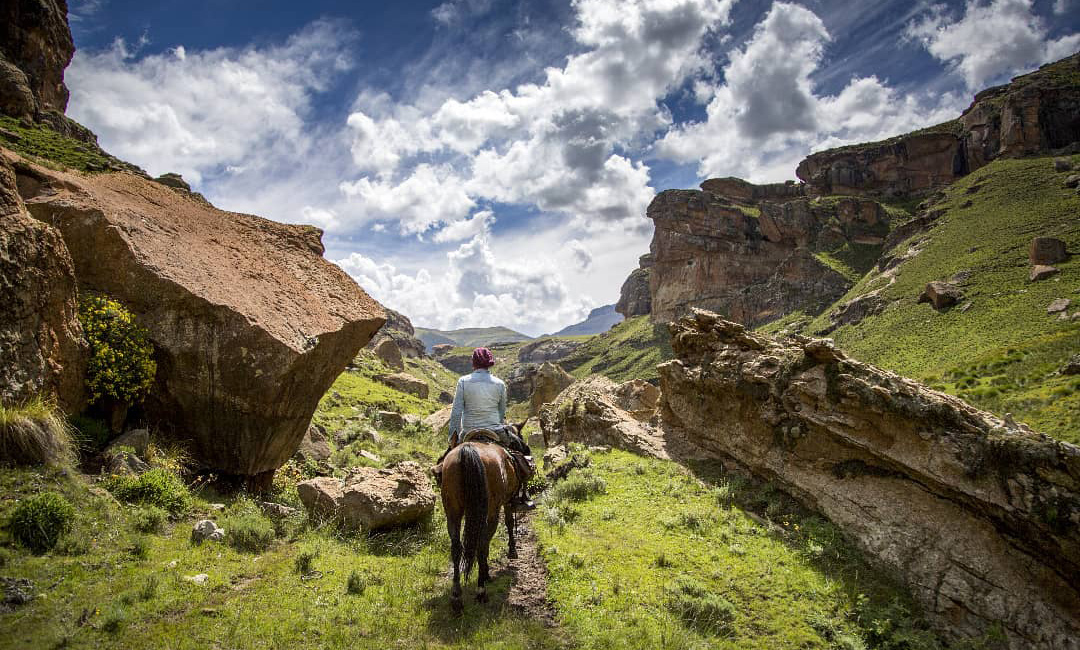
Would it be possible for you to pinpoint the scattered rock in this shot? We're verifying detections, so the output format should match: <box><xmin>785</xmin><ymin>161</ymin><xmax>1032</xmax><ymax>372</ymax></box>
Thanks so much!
<box><xmin>1063</xmin><ymin>355</ymin><xmax>1080</xmax><ymax>376</ymax></box>
<box><xmin>1030</xmin><ymin>265</ymin><xmax>1060</xmax><ymax>282</ymax></box>
<box><xmin>438</xmin><ymin>390</ymin><xmax>453</xmax><ymax>404</ymax></box>
<box><xmin>917</xmin><ymin>281</ymin><xmax>964</xmax><ymax>311</ymax></box>
<box><xmin>257</xmin><ymin>501</ymin><xmax>297</xmax><ymax>518</ymax></box>
<box><xmin>208</xmin><ymin>503</ymin><xmax>226</xmax><ymax>512</ymax></box>
<box><xmin>529</xmin><ymin>362</ymin><xmax>575</xmax><ymax>417</ymax></box>
<box><xmin>108</xmin><ymin>429</ymin><xmax>150</xmax><ymax>456</ymax></box>
<box><xmin>517</xmin><ymin>338</ymin><xmax>583</xmax><ymax>363</ymax></box>
<box><xmin>0</xmin><ymin>577</ymin><xmax>33</xmax><ymax>614</ymax></box>
<box><xmin>377</xmin><ymin>372</ymin><xmax>429</xmax><ymax>399</ymax></box>
<box><xmin>377</xmin><ymin>411</ymin><xmax>407</xmax><ymax>430</ymax></box>
<box><xmin>431</xmin><ymin>344</ymin><xmax>454</xmax><ymax>357</ymax></box>
<box><xmin>545</xmin><ymin>452</ymin><xmax>591</xmax><ymax>483</ymax></box>
<box><xmin>423</xmin><ymin>407</ymin><xmax>453</xmax><ymax>437</ymax></box>
<box><xmin>153</xmin><ymin>173</ymin><xmax>191</xmax><ymax>192</ymax></box>
<box><xmin>1054</xmin><ymin>158</ymin><xmax>1073</xmax><ymax>172</ymax></box>
<box><xmin>1063</xmin><ymin>174</ymin><xmax>1080</xmax><ymax>188</ymax></box>
<box><xmin>1030</xmin><ymin>237</ymin><xmax>1068</xmax><ymax>265</ymax></box>
<box><xmin>104</xmin><ymin>447</ymin><xmax>150</xmax><ymax>476</ymax></box>
<box><xmin>298</xmin><ymin>462</ymin><xmax>435</xmax><ymax>530</ymax></box>
<box><xmin>828</xmin><ymin>292</ymin><xmax>886</xmax><ymax>329</ymax></box>
<box><xmin>191</xmin><ymin>520</ymin><xmax>224</xmax><ymax>543</ymax></box>
<box><xmin>294</xmin><ymin>425</ymin><xmax>331</xmax><ymax>464</ymax></box>
<box><xmin>1048</xmin><ymin>298</ymin><xmax>1071</xmax><ymax>314</ymax></box>
<box><xmin>958</xmin><ymin>301</ymin><xmax>974</xmax><ymax>313</ymax></box>
<box><xmin>542</xmin><ymin>445</ymin><xmax>568</xmax><ymax>468</ymax></box>
<box><xmin>373</xmin><ymin>338</ymin><xmax>405</xmax><ymax>370</ymax></box>
<box><xmin>359</xmin><ymin>449</ymin><xmax>380</xmax><ymax>463</ymax></box>
<box><xmin>184</xmin><ymin>574</ymin><xmax>209</xmax><ymax>585</ymax></box>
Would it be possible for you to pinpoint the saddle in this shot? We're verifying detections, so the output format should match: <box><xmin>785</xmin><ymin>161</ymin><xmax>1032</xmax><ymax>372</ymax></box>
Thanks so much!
<box><xmin>432</xmin><ymin>426</ymin><xmax>534</xmax><ymax>487</ymax></box>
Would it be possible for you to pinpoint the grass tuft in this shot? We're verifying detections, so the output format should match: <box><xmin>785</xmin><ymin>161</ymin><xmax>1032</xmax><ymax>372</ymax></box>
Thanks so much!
<box><xmin>105</xmin><ymin>467</ymin><xmax>192</xmax><ymax>515</ymax></box>
<box><xmin>8</xmin><ymin>491</ymin><xmax>75</xmax><ymax>553</ymax></box>
<box><xmin>0</xmin><ymin>396</ymin><xmax>75</xmax><ymax>467</ymax></box>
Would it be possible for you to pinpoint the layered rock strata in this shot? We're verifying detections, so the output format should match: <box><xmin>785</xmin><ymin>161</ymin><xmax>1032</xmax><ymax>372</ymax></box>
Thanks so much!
<box><xmin>0</xmin><ymin>154</ymin><xmax>84</xmax><ymax>410</ymax></box>
<box><xmin>657</xmin><ymin>310</ymin><xmax>1080</xmax><ymax>648</ymax></box>
<box><xmin>11</xmin><ymin>151</ymin><xmax>385</xmax><ymax>483</ymax></box>
<box><xmin>647</xmin><ymin>187</ymin><xmax>888</xmax><ymax>325</ymax></box>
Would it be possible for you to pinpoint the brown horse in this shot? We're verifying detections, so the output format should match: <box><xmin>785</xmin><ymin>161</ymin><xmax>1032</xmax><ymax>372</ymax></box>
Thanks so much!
<box><xmin>439</xmin><ymin>424</ymin><xmax>527</xmax><ymax>615</ymax></box>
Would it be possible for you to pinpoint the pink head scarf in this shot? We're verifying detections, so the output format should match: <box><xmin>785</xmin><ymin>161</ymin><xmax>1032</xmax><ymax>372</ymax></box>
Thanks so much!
<box><xmin>471</xmin><ymin>347</ymin><xmax>495</xmax><ymax>369</ymax></box>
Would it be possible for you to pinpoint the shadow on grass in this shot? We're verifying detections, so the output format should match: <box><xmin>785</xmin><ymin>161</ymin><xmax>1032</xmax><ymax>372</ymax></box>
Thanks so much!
<box><xmin>422</xmin><ymin>564</ymin><xmax>520</xmax><ymax>643</ymax></box>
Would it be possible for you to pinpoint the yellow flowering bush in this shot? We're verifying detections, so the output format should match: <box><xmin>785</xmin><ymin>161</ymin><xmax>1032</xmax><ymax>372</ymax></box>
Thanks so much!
<box><xmin>78</xmin><ymin>295</ymin><xmax>157</xmax><ymax>405</ymax></box>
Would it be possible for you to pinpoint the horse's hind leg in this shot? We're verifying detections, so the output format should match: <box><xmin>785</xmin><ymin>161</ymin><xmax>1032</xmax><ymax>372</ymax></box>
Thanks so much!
<box><xmin>505</xmin><ymin>504</ymin><xmax>517</xmax><ymax>560</ymax></box>
<box><xmin>475</xmin><ymin>517</ymin><xmax>499</xmax><ymax>604</ymax></box>
<box><xmin>447</xmin><ymin>512</ymin><xmax>463</xmax><ymax>616</ymax></box>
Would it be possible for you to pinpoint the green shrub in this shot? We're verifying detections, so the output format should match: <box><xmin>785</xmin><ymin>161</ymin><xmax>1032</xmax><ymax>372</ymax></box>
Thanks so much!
<box><xmin>131</xmin><ymin>505</ymin><xmax>167</xmax><ymax>533</ymax></box>
<box><xmin>551</xmin><ymin>472</ymin><xmax>607</xmax><ymax>502</ymax></box>
<box><xmin>78</xmin><ymin>295</ymin><xmax>156</xmax><ymax>406</ymax></box>
<box><xmin>346</xmin><ymin>569</ymin><xmax>366</xmax><ymax>595</ymax></box>
<box><xmin>295</xmin><ymin>549</ymin><xmax>318</xmax><ymax>575</ymax></box>
<box><xmin>0</xmin><ymin>396</ymin><xmax>75</xmax><ymax>467</ymax></box>
<box><xmin>224</xmin><ymin>511</ymin><xmax>275</xmax><ymax>553</ymax></box>
<box><xmin>138</xmin><ymin>575</ymin><xmax>159</xmax><ymax>601</ymax></box>
<box><xmin>9</xmin><ymin>491</ymin><xmax>75</xmax><ymax>553</ymax></box>
<box><xmin>665</xmin><ymin>578</ymin><xmax>736</xmax><ymax>634</ymax></box>
<box><xmin>130</xmin><ymin>536</ymin><xmax>150</xmax><ymax>560</ymax></box>
<box><xmin>105</xmin><ymin>468</ymin><xmax>191</xmax><ymax>515</ymax></box>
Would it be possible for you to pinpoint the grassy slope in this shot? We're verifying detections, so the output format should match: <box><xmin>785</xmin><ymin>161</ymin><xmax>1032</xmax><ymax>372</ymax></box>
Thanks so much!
<box><xmin>802</xmin><ymin>155</ymin><xmax>1080</xmax><ymax>442</ymax></box>
<box><xmin>0</xmin><ymin>116</ymin><xmax>121</xmax><ymax>173</ymax></box>
<box><xmin>534</xmin><ymin>448</ymin><xmax>981</xmax><ymax>650</ymax></box>
<box><xmin>558</xmin><ymin>316</ymin><xmax>674</xmax><ymax>383</ymax></box>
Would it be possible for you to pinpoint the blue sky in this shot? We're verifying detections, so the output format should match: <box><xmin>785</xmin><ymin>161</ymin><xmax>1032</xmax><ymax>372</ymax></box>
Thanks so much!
<box><xmin>65</xmin><ymin>0</ymin><xmax>1080</xmax><ymax>335</ymax></box>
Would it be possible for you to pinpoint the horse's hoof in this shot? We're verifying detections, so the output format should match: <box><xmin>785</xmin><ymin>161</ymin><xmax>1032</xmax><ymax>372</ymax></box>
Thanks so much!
<box><xmin>476</xmin><ymin>591</ymin><xmax>488</xmax><ymax>604</ymax></box>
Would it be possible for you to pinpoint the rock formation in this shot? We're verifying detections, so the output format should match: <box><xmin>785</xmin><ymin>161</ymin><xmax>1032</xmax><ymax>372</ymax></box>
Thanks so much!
<box><xmin>517</xmin><ymin>338</ymin><xmax>583</xmax><ymax>364</ymax></box>
<box><xmin>9</xmin><ymin>151</ymin><xmax>385</xmax><ymax>485</ymax></box>
<box><xmin>377</xmin><ymin>372</ymin><xmax>429</xmax><ymax>399</ymax></box>
<box><xmin>656</xmin><ymin>310</ymin><xmax>1080</xmax><ymax>648</ymax></box>
<box><xmin>646</xmin><ymin>185</ymin><xmax>888</xmax><ymax>325</ymax></box>
<box><xmin>365</xmin><ymin>307</ymin><xmax>426</xmax><ymax>359</ymax></box>
<box><xmin>615</xmin><ymin>254</ymin><xmax>652</xmax><ymax>318</ymax></box>
<box><xmin>797</xmin><ymin>53</ymin><xmax>1080</xmax><ymax>198</ymax></box>
<box><xmin>373</xmin><ymin>338</ymin><xmax>405</xmax><ymax>370</ymax></box>
<box><xmin>0</xmin><ymin>154</ymin><xmax>84</xmax><ymax>411</ymax></box>
<box><xmin>297</xmin><ymin>462</ymin><xmax>435</xmax><ymax>530</ymax></box>
<box><xmin>528</xmin><ymin>362</ymin><xmax>574</xmax><ymax>417</ymax></box>
<box><xmin>0</xmin><ymin>0</ymin><xmax>73</xmax><ymax>119</ymax></box>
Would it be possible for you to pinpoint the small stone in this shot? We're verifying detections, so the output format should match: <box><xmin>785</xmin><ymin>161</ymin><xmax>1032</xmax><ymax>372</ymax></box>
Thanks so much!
<box><xmin>918</xmin><ymin>281</ymin><xmax>964</xmax><ymax>311</ymax></box>
<box><xmin>191</xmin><ymin>520</ymin><xmax>224</xmax><ymax>544</ymax></box>
<box><xmin>359</xmin><ymin>449</ymin><xmax>380</xmax><ymax>462</ymax></box>
<box><xmin>184</xmin><ymin>574</ymin><xmax>209</xmax><ymax>585</ymax></box>
<box><xmin>1059</xmin><ymin>311</ymin><xmax>1070</xmax><ymax>321</ymax></box>
<box><xmin>958</xmin><ymin>301</ymin><xmax>974</xmax><ymax>313</ymax></box>
<box><xmin>1030</xmin><ymin>265</ymin><xmax>1059</xmax><ymax>282</ymax></box>
<box><xmin>1047</xmin><ymin>298</ymin><xmax>1071</xmax><ymax>314</ymax></box>
<box><xmin>258</xmin><ymin>501</ymin><xmax>297</xmax><ymax>518</ymax></box>
<box><xmin>1064</xmin><ymin>174</ymin><xmax>1080</xmax><ymax>188</ymax></box>
<box><xmin>1063</xmin><ymin>355</ymin><xmax>1080</xmax><ymax>376</ymax></box>
<box><xmin>208</xmin><ymin>503</ymin><xmax>226</xmax><ymax>511</ymax></box>
<box><xmin>1053</xmin><ymin>158</ymin><xmax>1073</xmax><ymax>172</ymax></box>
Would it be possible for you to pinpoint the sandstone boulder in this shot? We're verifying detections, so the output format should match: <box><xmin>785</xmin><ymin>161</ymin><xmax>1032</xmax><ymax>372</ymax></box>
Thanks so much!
<box><xmin>365</xmin><ymin>307</ymin><xmax>426</xmax><ymax>359</ymax></box>
<box><xmin>377</xmin><ymin>372</ymin><xmax>428</xmax><ymax>399</ymax></box>
<box><xmin>506</xmin><ymin>363</ymin><xmax>538</xmax><ymax>402</ymax></box>
<box><xmin>615</xmin><ymin>267</ymin><xmax>651</xmax><ymax>318</ymax></box>
<box><xmin>1029</xmin><ymin>237</ymin><xmax>1068</xmax><ymax>265</ymax></box>
<box><xmin>517</xmin><ymin>338</ymin><xmax>582</xmax><ymax>364</ymax></box>
<box><xmin>1048</xmin><ymin>298</ymin><xmax>1071</xmax><ymax>314</ymax></box>
<box><xmin>377</xmin><ymin>411</ymin><xmax>407</xmax><ymax>430</ymax></box>
<box><xmin>423</xmin><ymin>406</ymin><xmax>453</xmax><ymax>437</ymax></box>
<box><xmin>294</xmin><ymin>425</ymin><xmax>330</xmax><ymax>464</ymax></box>
<box><xmin>917</xmin><ymin>281</ymin><xmax>964</xmax><ymax>311</ymax></box>
<box><xmin>12</xmin><ymin>153</ymin><xmax>384</xmax><ymax>485</ymax></box>
<box><xmin>1029</xmin><ymin>265</ymin><xmax>1060</xmax><ymax>282</ymax></box>
<box><xmin>610</xmin><ymin>379</ymin><xmax>660</xmax><ymax>421</ymax></box>
<box><xmin>0</xmin><ymin>154</ymin><xmax>84</xmax><ymax>411</ymax></box>
<box><xmin>373</xmin><ymin>339</ymin><xmax>404</xmax><ymax>370</ymax></box>
<box><xmin>658</xmin><ymin>309</ymin><xmax>1080</xmax><ymax>647</ymax></box>
<box><xmin>528</xmin><ymin>362</ymin><xmax>575</xmax><ymax>417</ymax></box>
<box><xmin>298</xmin><ymin>462</ymin><xmax>435</xmax><ymax>530</ymax></box>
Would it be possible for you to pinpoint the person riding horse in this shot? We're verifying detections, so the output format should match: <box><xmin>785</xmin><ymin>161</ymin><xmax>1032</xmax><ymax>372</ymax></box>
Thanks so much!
<box><xmin>438</xmin><ymin>347</ymin><xmax>535</xmax><ymax>511</ymax></box>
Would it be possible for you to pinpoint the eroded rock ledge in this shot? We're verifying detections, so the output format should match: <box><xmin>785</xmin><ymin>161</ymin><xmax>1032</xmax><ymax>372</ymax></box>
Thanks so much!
<box><xmin>660</xmin><ymin>310</ymin><xmax>1080</xmax><ymax>648</ymax></box>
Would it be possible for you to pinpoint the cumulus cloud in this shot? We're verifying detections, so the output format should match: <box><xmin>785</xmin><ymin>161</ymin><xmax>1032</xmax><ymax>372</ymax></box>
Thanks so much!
<box><xmin>335</xmin><ymin>233</ymin><xmax>594</xmax><ymax>335</ymax></box>
<box><xmin>67</xmin><ymin>19</ymin><xmax>355</xmax><ymax>184</ymax></box>
<box><xmin>906</xmin><ymin>0</ymin><xmax>1080</xmax><ymax>89</ymax></box>
<box><xmin>656</xmin><ymin>2</ymin><xmax>963</xmax><ymax>182</ymax></box>
<box><xmin>339</xmin><ymin>164</ymin><xmax>475</xmax><ymax>236</ymax></box>
<box><xmin>432</xmin><ymin>209</ymin><xmax>495</xmax><ymax>243</ymax></box>
<box><xmin>568</xmin><ymin>240</ymin><xmax>593</xmax><ymax>271</ymax></box>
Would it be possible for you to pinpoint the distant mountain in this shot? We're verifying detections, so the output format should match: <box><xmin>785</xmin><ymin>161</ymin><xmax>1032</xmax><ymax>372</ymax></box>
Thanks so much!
<box><xmin>551</xmin><ymin>304</ymin><xmax>623</xmax><ymax>336</ymax></box>
<box><xmin>415</xmin><ymin>326</ymin><xmax>533</xmax><ymax>352</ymax></box>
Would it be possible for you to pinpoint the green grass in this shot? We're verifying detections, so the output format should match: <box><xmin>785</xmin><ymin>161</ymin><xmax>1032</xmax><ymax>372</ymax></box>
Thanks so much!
<box><xmin>0</xmin><ymin>115</ymin><xmax>118</xmax><ymax>173</ymax></box>
<box><xmin>559</xmin><ymin>316</ymin><xmax>673</xmax><ymax>383</ymax></box>
<box><xmin>800</xmin><ymin>155</ymin><xmax>1080</xmax><ymax>443</ymax></box>
<box><xmin>534</xmin><ymin>448</ymin><xmax>986</xmax><ymax>650</ymax></box>
<box><xmin>0</xmin><ymin>395</ymin><xmax>75</xmax><ymax>467</ymax></box>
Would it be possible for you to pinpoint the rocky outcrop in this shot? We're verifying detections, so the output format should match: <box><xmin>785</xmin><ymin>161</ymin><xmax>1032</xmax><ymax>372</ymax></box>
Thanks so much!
<box><xmin>365</xmin><ymin>308</ymin><xmax>425</xmax><ymax>359</ymax></box>
<box><xmin>373</xmin><ymin>338</ymin><xmax>404</xmax><ymax>370</ymax></box>
<box><xmin>1030</xmin><ymin>237</ymin><xmax>1068</xmax><ymax>265</ymax></box>
<box><xmin>797</xmin><ymin>53</ymin><xmax>1080</xmax><ymax>198</ymax></box>
<box><xmin>610</xmin><ymin>378</ymin><xmax>660</xmax><ymax>422</ymax></box>
<box><xmin>377</xmin><ymin>372</ymin><xmax>429</xmax><ymax>399</ymax></box>
<box><xmin>647</xmin><ymin>188</ymin><xmax>888</xmax><ymax>325</ymax></box>
<box><xmin>528</xmin><ymin>362</ymin><xmax>574</xmax><ymax>417</ymax></box>
<box><xmin>918</xmin><ymin>281</ymin><xmax>964</xmax><ymax>311</ymax></box>
<box><xmin>294</xmin><ymin>426</ymin><xmax>331</xmax><ymax>464</ymax></box>
<box><xmin>615</xmin><ymin>257</ymin><xmax>651</xmax><ymax>318</ymax></box>
<box><xmin>699</xmin><ymin>177</ymin><xmax>806</xmax><ymax>203</ymax></box>
<box><xmin>297</xmin><ymin>462</ymin><xmax>435</xmax><ymax>530</ymax></box>
<box><xmin>0</xmin><ymin>0</ymin><xmax>73</xmax><ymax>119</ymax></box>
<box><xmin>657</xmin><ymin>310</ymin><xmax>1080</xmax><ymax>648</ymax></box>
<box><xmin>0</xmin><ymin>154</ymin><xmax>84</xmax><ymax>411</ymax></box>
<box><xmin>10</xmin><ymin>152</ymin><xmax>385</xmax><ymax>485</ymax></box>
<box><xmin>517</xmin><ymin>338</ymin><xmax>583</xmax><ymax>364</ymax></box>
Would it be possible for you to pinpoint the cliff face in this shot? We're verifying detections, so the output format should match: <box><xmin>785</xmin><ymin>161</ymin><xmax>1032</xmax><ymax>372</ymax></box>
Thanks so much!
<box><xmin>797</xmin><ymin>53</ymin><xmax>1080</xmax><ymax>198</ymax></box>
<box><xmin>10</xmin><ymin>150</ymin><xmax>385</xmax><ymax>483</ymax></box>
<box><xmin>0</xmin><ymin>0</ymin><xmax>72</xmax><ymax>119</ymax></box>
<box><xmin>658</xmin><ymin>311</ymin><xmax>1080</xmax><ymax>649</ymax></box>
<box><xmin>646</xmin><ymin>185</ymin><xmax>888</xmax><ymax>325</ymax></box>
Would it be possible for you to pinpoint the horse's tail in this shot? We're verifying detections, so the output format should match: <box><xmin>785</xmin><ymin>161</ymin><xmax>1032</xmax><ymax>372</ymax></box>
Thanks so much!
<box><xmin>458</xmin><ymin>443</ymin><xmax>488</xmax><ymax>581</ymax></box>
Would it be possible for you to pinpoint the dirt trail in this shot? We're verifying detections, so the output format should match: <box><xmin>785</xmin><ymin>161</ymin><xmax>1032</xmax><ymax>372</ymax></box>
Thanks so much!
<box><xmin>492</xmin><ymin>513</ymin><xmax>559</xmax><ymax>628</ymax></box>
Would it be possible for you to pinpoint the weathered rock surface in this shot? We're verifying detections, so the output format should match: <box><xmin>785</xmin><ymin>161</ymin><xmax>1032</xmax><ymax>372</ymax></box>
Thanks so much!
<box><xmin>0</xmin><ymin>0</ymin><xmax>73</xmax><ymax>118</ymax></box>
<box><xmin>615</xmin><ymin>265</ymin><xmax>651</xmax><ymax>318</ymax></box>
<box><xmin>0</xmin><ymin>154</ymin><xmax>84</xmax><ymax>410</ymax></box>
<box><xmin>826</xmin><ymin>291</ymin><xmax>887</xmax><ymax>331</ymax></box>
<box><xmin>657</xmin><ymin>310</ymin><xmax>1080</xmax><ymax>648</ymax></box>
<box><xmin>528</xmin><ymin>362</ymin><xmax>575</xmax><ymax>417</ymax></box>
<box><xmin>918</xmin><ymin>281</ymin><xmax>965</xmax><ymax>311</ymax></box>
<box><xmin>11</xmin><ymin>152</ymin><xmax>385</xmax><ymax>483</ymax></box>
<box><xmin>365</xmin><ymin>307</ymin><xmax>425</xmax><ymax>359</ymax></box>
<box><xmin>1030</xmin><ymin>264</ymin><xmax>1060</xmax><ymax>282</ymax></box>
<box><xmin>610</xmin><ymin>378</ymin><xmax>660</xmax><ymax>422</ymax></box>
<box><xmin>294</xmin><ymin>425</ymin><xmax>331</xmax><ymax>464</ymax></box>
<box><xmin>377</xmin><ymin>372</ymin><xmax>428</xmax><ymax>399</ymax></box>
<box><xmin>1048</xmin><ymin>298</ymin><xmax>1071</xmax><ymax>314</ymax></box>
<box><xmin>517</xmin><ymin>338</ymin><xmax>583</xmax><ymax>364</ymax></box>
<box><xmin>647</xmin><ymin>188</ymin><xmax>887</xmax><ymax>325</ymax></box>
<box><xmin>423</xmin><ymin>406</ymin><xmax>453</xmax><ymax>438</ymax></box>
<box><xmin>797</xmin><ymin>53</ymin><xmax>1080</xmax><ymax>198</ymax></box>
<box><xmin>372</xmin><ymin>338</ymin><xmax>404</xmax><ymax>370</ymax></box>
<box><xmin>297</xmin><ymin>462</ymin><xmax>435</xmax><ymax>530</ymax></box>
<box><xmin>1030</xmin><ymin>237</ymin><xmax>1068</xmax><ymax>265</ymax></box>
<box><xmin>191</xmin><ymin>520</ymin><xmax>224</xmax><ymax>544</ymax></box>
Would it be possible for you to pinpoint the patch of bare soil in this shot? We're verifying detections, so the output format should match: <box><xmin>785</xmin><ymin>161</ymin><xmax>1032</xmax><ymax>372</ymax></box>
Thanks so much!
<box><xmin>493</xmin><ymin>513</ymin><xmax>559</xmax><ymax>628</ymax></box>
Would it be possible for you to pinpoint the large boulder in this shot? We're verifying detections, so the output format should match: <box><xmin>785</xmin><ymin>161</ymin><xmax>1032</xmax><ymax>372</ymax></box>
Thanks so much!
<box><xmin>517</xmin><ymin>338</ymin><xmax>583</xmax><ymax>364</ymax></box>
<box><xmin>528</xmin><ymin>362</ymin><xmax>575</xmax><ymax>417</ymax></box>
<box><xmin>917</xmin><ymin>281</ymin><xmax>964</xmax><ymax>311</ymax></box>
<box><xmin>12</xmin><ymin>153</ymin><xmax>385</xmax><ymax>485</ymax></box>
<box><xmin>658</xmin><ymin>310</ymin><xmax>1080</xmax><ymax>647</ymax></box>
<box><xmin>1029</xmin><ymin>237</ymin><xmax>1068</xmax><ymax>265</ymax></box>
<box><xmin>294</xmin><ymin>425</ymin><xmax>330</xmax><ymax>464</ymax></box>
<box><xmin>373</xmin><ymin>338</ymin><xmax>404</xmax><ymax>370</ymax></box>
<box><xmin>610</xmin><ymin>379</ymin><xmax>660</xmax><ymax>421</ymax></box>
<box><xmin>0</xmin><ymin>154</ymin><xmax>84</xmax><ymax>410</ymax></box>
<box><xmin>423</xmin><ymin>406</ymin><xmax>453</xmax><ymax>438</ymax></box>
<box><xmin>297</xmin><ymin>462</ymin><xmax>435</xmax><ymax>530</ymax></box>
<box><xmin>365</xmin><ymin>307</ymin><xmax>426</xmax><ymax>359</ymax></box>
<box><xmin>0</xmin><ymin>0</ymin><xmax>73</xmax><ymax>119</ymax></box>
<box><xmin>615</xmin><ymin>266</ymin><xmax>651</xmax><ymax>318</ymax></box>
<box><xmin>377</xmin><ymin>372</ymin><xmax>428</xmax><ymax>399</ymax></box>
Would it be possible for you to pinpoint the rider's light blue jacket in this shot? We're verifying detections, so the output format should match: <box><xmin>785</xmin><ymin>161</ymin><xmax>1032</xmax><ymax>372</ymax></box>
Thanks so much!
<box><xmin>447</xmin><ymin>369</ymin><xmax>507</xmax><ymax>444</ymax></box>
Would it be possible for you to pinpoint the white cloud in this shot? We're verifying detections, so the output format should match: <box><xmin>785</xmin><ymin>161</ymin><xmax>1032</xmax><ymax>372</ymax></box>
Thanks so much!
<box><xmin>66</xmin><ymin>19</ymin><xmax>355</xmax><ymax>184</ymax></box>
<box><xmin>656</xmin><ymin>2</ymin><xmax>963</xmax><ymax>182</ymax></box>
<box><xmin>1054</xmin><ymin>0</ymin><xmax>1070</xmax><ymax>15</ymax></box>
<box><xmin>906</xmin><ymin>0</ymin><xmax>1080</xmax><ymax>89</ymax></box>
<box><xmin>432</xmin><ymin>209</ymin><xmax>495</xmax><ymax>243</ymax></box>
<box><xmin>338</xmin><ymin>164</ymin><xmax>475</xmax><ymax>236</ymax></box>
<box><xmin>568</xmin><ymin>240</ymin><xmax>593</xmax><ymax>270</ymax></box>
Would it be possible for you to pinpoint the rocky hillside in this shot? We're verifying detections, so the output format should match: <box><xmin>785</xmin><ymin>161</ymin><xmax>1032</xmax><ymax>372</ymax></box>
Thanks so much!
<box><xmin>415</xmin><ymin>325</ymin><xmax>532</xmax><ymax>352</ymax></box>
